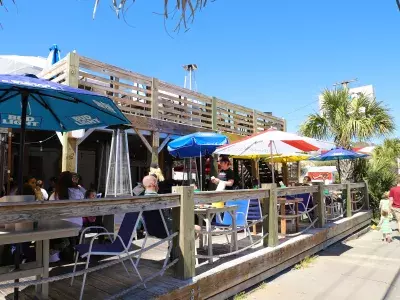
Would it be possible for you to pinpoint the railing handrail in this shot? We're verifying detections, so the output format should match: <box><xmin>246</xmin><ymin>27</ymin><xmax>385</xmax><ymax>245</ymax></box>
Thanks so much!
<box><xmin>194</xmin><ymin>189</ymin><xmax>269</xmax><ymax>204</ymax></box>
<box><xmin>0</xmin><ymin>181</ymin><xmax>369</xmax><ymax>281</ymax></box>
<box><xmin>0</xmin><ymin>194</ymin><xmax>180</xmax><ymax>224</ymax></box>
<box><xmin>37</xmin><ymin>52</ymin><xmax>285</xmax><ymax>134</ymax></box>
<box><xmin>0</xmin><ymin>183</ymin><xmax>365</xmax><ymax>225</ymax></box>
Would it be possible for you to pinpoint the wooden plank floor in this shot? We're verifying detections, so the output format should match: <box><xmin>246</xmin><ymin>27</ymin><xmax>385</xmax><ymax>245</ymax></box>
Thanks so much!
<box><xmin>0</xmin><ymin>221</ymin><xmax>315</xmax><ymax>300</ymax></box>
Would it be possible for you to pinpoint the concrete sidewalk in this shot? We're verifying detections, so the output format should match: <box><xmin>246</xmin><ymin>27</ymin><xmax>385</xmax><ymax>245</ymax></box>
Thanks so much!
<box><xmin>245</xmin><ymin>222</ymin><xmax>400</xmax><ymax>300</ymax></box>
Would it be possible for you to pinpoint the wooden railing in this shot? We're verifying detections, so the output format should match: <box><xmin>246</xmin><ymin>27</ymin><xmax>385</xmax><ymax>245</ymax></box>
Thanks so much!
<box><xmin>0</xmin><ymin>182</ymin><xmax>369</xmax><ymax>281</ymax></box>
<box><xmin>38</xmin><ymin>52</ymin><xmax>285</xmax><ymax>135</ymax></box>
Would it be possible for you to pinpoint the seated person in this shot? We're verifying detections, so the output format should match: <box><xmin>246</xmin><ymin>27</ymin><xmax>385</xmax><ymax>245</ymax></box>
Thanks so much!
<box><xmin>142</xmin><ymin>175</ymin><xmax>201</xmax><ymax>239</ymax></box>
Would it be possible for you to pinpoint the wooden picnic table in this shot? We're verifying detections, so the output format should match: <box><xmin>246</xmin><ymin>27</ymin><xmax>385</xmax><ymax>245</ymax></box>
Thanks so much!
<box><xmin>0</xmin><ymin>220</ymin><xmax>81</xmax><ymax>299</ymax></box>
<box><xmin>277</xmin><ymin>198</ymin><xmax>302</xmax><ymax>235</ymax></box>
<box><xmin>194</xmin><ymin>205</ymin><xmax>238</xmax><ymax>264</ymax></box>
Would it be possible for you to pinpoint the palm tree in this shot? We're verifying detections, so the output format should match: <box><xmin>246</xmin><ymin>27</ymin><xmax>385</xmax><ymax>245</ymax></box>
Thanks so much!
<box><xmin>365</xmin><ymin>138</ymin><xmax>400</xmax><ymax>215</ymax></box>
<box><xmin>300</xmin><ymin>88</ymin><xmax>394</xmax><ymax>182</ymax></box>
<box><xmin>1</xmin><ymin>0</ymin><xmax>209</xmax><ymax>31</ymax></box>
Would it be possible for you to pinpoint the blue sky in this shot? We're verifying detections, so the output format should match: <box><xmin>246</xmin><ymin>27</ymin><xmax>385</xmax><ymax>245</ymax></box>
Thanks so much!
<box><xmin>1</xmin><ymin>0</ymin><xmax>400</xmax><ymax>138</ymax></box>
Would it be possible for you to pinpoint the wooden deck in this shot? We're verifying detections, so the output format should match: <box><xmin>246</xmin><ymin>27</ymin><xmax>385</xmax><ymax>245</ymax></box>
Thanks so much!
<box><xmin>0</xmin><ymin>221</ymin><xmax>337</xmax><ymax>300</ymax></box>
<box><xmin>0</xmin><ymin>184</ymin><xmax>370</xmax><ymax>300</ymax></box>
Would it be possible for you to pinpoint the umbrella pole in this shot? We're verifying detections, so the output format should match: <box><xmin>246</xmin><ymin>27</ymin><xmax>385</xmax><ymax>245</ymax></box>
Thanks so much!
<box><xmin>270</xmin><ymin>142</ymin><xmax>275</xmax><ymax>184</ymax></box>
<box><xmin>15</xmin><ymin>92</ymin><xmax>29</xmax><ymax>300</ymax></box>
<box><xmin>199</xmin><ymin>152</ymin><xmax>203</xmax><ymax>191</ymax></box>
<box><xmin>7</xmin><ymin>128</ymin><xmax>12</xmax><ymax>195</ymax></box>
<box><xmin>337</xmin><ymin>158</ymin><xmax>341</xmax><ymax>183</ymax></box>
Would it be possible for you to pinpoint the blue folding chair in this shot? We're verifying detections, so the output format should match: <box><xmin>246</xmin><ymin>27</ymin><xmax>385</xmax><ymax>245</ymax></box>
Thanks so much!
<box><xmin>71</xmin><ymin>211</ymin><xmax>145</xmax><ymax>300</ymax></box>
<box><xmin>247</xmin><ymin>199</ymin><xmax>262</xmax><ymax>234</ymax></box>
<box><xmin>296</xmin><ymin>193</ymin><xmax>313</xmax><ymax>222</ymax></box>
<box><xmin>214</xmin><ymin>199</ymin><xmax>253</xmax><ymax>244</ymax></box>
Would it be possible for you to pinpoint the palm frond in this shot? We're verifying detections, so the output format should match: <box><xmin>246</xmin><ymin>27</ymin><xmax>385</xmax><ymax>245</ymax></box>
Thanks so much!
<box><xmin>90</xmin><ymin>0</ymin><xmax>209</xmax><ymax>31</ymax></box>
<box><xmin>299</xmin><ymin>113</ymin><xmax>330</xmax><ymax>140</ymax></box>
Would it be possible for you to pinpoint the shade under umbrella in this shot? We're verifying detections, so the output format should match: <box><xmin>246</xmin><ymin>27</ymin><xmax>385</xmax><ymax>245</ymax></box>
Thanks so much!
<box><xmin>0</xmin><ymin>73</ymin><xmax>130</xmax><ymax>299</ymax></box>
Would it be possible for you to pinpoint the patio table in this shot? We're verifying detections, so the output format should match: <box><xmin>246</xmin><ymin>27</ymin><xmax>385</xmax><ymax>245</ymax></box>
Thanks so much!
<box><xmin>277</xmin><ymin>198</ymin><xmax>302</xmax><ymax>235</ymax></box>
<box><xmin>0</xmin><ymin>220</ymin><xmax>81</xmax><ymax>299</ymax></box>
<box><xmin>194</xmin><ymin>205</ymin><xmax>238</xmax><ymax>264</ymax></box>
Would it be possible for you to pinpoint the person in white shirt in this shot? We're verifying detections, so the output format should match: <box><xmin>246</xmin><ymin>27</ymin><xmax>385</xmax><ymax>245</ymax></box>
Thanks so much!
<box><xmin>48</xmin><ymin>172</ymin><xmax>86</xmax><ymax>227</ymax></box>
<box><xmin>48</xmin><ymin>171</ymin><xmax>86</xmax><ymax>262</ymax></box>
<box><xmin>36</xmin><ymin>179</ymin><xmax>48</xmax><ymax>200</ymax></box>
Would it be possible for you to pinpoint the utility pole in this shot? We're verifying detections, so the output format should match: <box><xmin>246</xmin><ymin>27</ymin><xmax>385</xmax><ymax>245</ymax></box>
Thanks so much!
<box><xmin>333</xmin><ymin>78</ymin><xmax>358</xmax><ymax>89</ymax></box>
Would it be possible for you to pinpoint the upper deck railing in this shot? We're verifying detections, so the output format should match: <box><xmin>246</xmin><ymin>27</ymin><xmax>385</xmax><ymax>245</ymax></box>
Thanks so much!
<box><xmin>38</xmin><ymin>52</ymin><xmax>285</xmax><ymax>135</ymax></box>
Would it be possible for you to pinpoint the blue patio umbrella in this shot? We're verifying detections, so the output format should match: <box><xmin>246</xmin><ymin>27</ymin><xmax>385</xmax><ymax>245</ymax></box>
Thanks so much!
<box><xmin>167</xmin><ymin>132</ymin><xmax>228</xmax><ymax>190</ymax></box>
<box><xmin>309</xmin><ymin>148</ymin><xmax>368</xmax><ymax>181</ymax></box>
<box><xmin>168</xmin><ymin>132</ymin><xmax>228</xmax><ymax>158</ymax></box>
<box><xmin>0</xmin><ymin>73</ymin><xmax>130</xmax><ymax>299</ymax></box>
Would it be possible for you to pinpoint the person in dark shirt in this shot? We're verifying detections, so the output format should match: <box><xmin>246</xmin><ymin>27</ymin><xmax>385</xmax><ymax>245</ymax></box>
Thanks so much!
<box><xmin>211</xmin><ymin>156</ymin><xmax>235</xmax><ymax>190</ymax></box>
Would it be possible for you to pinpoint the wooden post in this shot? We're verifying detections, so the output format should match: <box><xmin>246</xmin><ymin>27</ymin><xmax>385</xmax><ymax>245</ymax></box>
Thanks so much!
<box><xmin>282</xmin><ymin>162</ymin><xmax>288</xmax><ymax>186</ymax></box>
<box><xmin>346</xmin><ymin>183</ymin><xmax>352</xmax><ymax>218</ymax></box>
<box><xmin>251</xmin><ymin>160</ymin><xmax>259</xmax><ymax>185</ymax></box>
<box><xmin>211</xmin><ymin>97</ymin><xmax>217</xmax><ymax>131</ymax></box>
<box><xmin>261</xmin><ymin>184</ymin><xmax>278</xmax><ymax>247</ymax></box>
<box><xmin>62</xmin><ymin>133</ymin><xmax>77</xmax><ymax>172</ymax></box>
<box><xmin>312</xmin><ymin>182</ymin><xmax>326</xmax><ymax>228</ymax></box>
<box><xmin>297</xmin><ymin>161</ymin><xmax>302</xmax><ymax>182</ymax></box>
<box><xmin>151</xmin><ymin>78</ymin><xmax>159</xmax><ymax>119</ymax></box>
<box><xmin>65</xmin><ymin>51</ymin><xmax>79</xmax><ymax>88</ymax></box>
<box><xmin>62</xmin><ymin>52</ymin><xmax>79</xmax><ymax>172</ymax></box>
<box><xmin>171</xmin><ymin>186</ymin><xmax>195</xmax><ymax>280</ymax></box>
<box><xmin>363</xmin><ymin>180</ymin><xmax>370</xmax><ymax>210</ymax></box>
<box><xmin>261</xmin><ymin>184</ymin><xmax>277</xmax><ymax>247</ymax></box>
<box><xmin>151</xmin><ymin>131</ymin><xmax>159</xmax><ymax>165</ymax></box>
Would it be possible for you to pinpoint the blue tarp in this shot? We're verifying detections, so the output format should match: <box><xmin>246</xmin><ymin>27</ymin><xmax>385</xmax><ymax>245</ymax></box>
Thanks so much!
<box><xmin>48</xmin><ymin>44</ymin><xmax>61</xmax><ymax>66</ymax></box>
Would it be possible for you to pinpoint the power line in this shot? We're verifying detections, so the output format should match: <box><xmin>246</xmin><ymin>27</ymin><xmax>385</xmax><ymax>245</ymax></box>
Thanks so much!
<box><xmin>285</xmin><ymin>99</ymin><xmax>319</xmax><ymax>116</ymax></box>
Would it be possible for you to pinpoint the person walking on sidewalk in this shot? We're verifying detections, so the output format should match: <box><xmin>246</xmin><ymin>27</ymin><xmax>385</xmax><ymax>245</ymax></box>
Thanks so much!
<box><xmin>389</xmin><ymin>177</ymin><xmax>400</xmax><ymax>232</ymax></box>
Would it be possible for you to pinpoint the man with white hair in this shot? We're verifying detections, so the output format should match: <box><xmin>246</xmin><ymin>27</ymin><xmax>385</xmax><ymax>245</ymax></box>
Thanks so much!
<box><xmin>142</xmin><ymin>175</ymin><xmax>158</xmax><ymax>195</ymax></box>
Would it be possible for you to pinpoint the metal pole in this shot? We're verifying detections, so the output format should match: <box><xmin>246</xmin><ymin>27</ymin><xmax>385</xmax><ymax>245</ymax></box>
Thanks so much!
<box><xmin>115</xmin><ymin>129</ymin><xmax>120</xmax><ymax>196</ymax></box>
<box><xmin>7</xmin><ymin>128</ymin><xmax>12</xmax><ymax>195</ymax></box>
<box><xmin>15</xmin><ymin>91</ymin><xmax>29</xmax><ymax>300</ymax></box>
<box><xmin>199</xmin><ymin>151</ymin><xmax>203</xmax><ymax>191</ymax></box>
<box><xmin>124</xmin><ymin>131</ymin><xmax>133</xmax><ymax>195</ymax></box>
<box><xmin>105</xmin><ymin>131</ymin><xmax>115</xmax><ymax>197</ymax></box>
<box><xmin>189</xmin><ymin>68</ymin><xmax>192</xmax><ymax>90</ymax></box>
<box><xmin>118</xmin><ymin>129</ymin><xmax>123</xmax><ymax>194</ymax></box>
